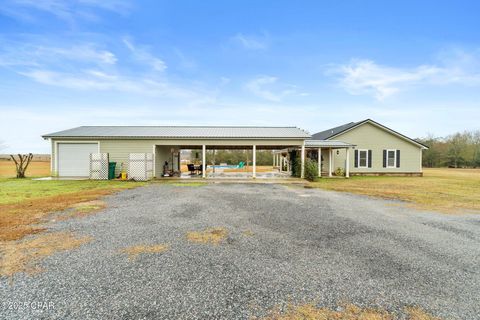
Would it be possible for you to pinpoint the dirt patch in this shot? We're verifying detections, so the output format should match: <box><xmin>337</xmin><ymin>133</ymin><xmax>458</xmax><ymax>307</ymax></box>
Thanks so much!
<box><xmin>187</xmin><ymin>227</ymin><xmax>228</xmax><ymax>244</ymax></box>
<box><xmin>170</xmin><ymin>182</ymin><xmax>207</xmax><ymax>187</ymax></box>
<box><xmin>257</xmin><ymin>303</ymin><xmax>440</xmax><ymax>320</ymax></box>
<box><xmin>0</xmin><ymin>232</ymin><xmax>91</xmax><ymax>279</ymax></box>
<box><xmin>57</xmin><ymin>200</ymin><xmax>107</xmax><ymax>220</ymax></box>
<box><xmin>242</xmin><ymin>230</ymin><xmax>254</xmax><ymax>237</ymax></box>
<box><xmin>405</xmin><ymin>307</ymin><xmax>441</xmax><ymax>320</ymax></box>
<box><xmin>0</xmin><ymin>190</ymin><xmax>115</xmax><ymax>242</ymax></box>
<box><xmin>119</xmin><ymin>244</ymin><xmax>169</xmax><ymax>260</ymax></box>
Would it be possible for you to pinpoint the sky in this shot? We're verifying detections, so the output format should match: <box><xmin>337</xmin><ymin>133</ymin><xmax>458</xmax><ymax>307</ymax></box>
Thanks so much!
<box><xmin>0</xmin><ymin>0</ymin><xmax>479</xmax><ymax>153</ymax></box>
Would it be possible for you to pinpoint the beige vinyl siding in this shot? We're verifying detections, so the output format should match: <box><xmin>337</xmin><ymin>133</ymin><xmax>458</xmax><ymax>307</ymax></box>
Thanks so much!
<box><xmin>331</xmin><ymin>122</ymin><xmax>423</xmax><ymax>173</ymax></box>
<box><xmin>100</xmin><ymin>140</ymin><xmax>156</xmax><ymax>176</ymax></box>
<box><xmin>51</xmin><ymin>139</ymin><xmax>55</xmax><ymax>175</ymax></box>
<box><xmin>52</xmin><ymin>138</ymin><xmax>304</xmax><ymax>178</ymax></box>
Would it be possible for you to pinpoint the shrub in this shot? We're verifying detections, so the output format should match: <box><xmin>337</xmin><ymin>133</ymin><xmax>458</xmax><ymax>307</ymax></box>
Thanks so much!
<box><xmin>304</xmin><ymin>158</ymin><xmax>318</xmax><ymax>181</ymax></box>
<box><xmin>291</xmin><ymin>156</ymin><xmax>318</xmax><ymax>181</ymax></box>
<box><xmin>290</xmin><ymin>151</ymin><xmax>300</xmax><ymax>177</ymax></box>
<box><xmin>334</xmin><ymin>167</ymin><xmax>345</xmax><ymax>177</ymax></box>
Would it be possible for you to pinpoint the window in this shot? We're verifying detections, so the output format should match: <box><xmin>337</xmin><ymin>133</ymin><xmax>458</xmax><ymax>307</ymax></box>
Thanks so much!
<box><xmin>358</xmin><ymin>149</ymin><xmax>368</xmax><ymax>168</ymax></box>
<box><xmin>386</xmin><ymin>149</ymin><xmax>396</xmax><ymax>168</ymax></box>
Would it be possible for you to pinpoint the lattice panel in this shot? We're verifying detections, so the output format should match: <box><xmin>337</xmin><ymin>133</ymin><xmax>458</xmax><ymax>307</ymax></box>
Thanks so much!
<box><xmin>90</xmin><ymin>153</ymin><xmax>109</xmax><ymax>180</ymax></box>
<box><xmin>128</xmin><ymin>153</ymin><xmax>154</xmax><ymax>181</ymax></box>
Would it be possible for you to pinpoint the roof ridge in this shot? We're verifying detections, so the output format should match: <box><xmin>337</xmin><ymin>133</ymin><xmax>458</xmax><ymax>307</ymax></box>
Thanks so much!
<box><xmin>76</xmin><ymin>125</ymin><xmax>299</xmax><ymax>128</ymax></box>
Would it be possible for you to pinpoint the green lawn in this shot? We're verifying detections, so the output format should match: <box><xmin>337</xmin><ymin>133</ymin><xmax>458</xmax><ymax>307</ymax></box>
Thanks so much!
<box><xmin>0</xmin><ymin>178</ymin><xmax>143</xmax><ymax>205</ymax></box>
<box><xmin>0</xmin><ymin>178</ymin><xmax>145</xmax><ymax>241</ymax></box>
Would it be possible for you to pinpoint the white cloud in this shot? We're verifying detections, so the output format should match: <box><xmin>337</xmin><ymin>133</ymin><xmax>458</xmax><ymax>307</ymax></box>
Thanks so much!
<box><xmin>0</xmin><ymin>37</ymin><xmax>203</xmax><ymax>99</ymax></box>
<box><xmin>231</xmin><ymin>32</ymin><xmax>269</xmax><ymax>50</ymax></box>
<box><xmin>19</xmin><ymin>69</ymin><xmax>209</xmax><ymax>100</ymax></box>
<box><xmin>0</xmin><ymin>0</ymin><xmax>131</xmax><ymax>23</ymax></box>
<box><xmin>245</xmin><ymin>75</ymin><xmax>300</xmax><ymax>102</ymax></box>
<box><xmin>332</xmin><ymin>49</ymin><xmax>480</xmax><ymax>100</ymax></box>
<box><xmin>0</xmin><ymin>42</ymin><xmax>117</xmax><ymax>67</ymax></box>
<box><xmin>123</xmin><ymin>37</ymin><xmax>167</xmax><ymax>72</ymax></box>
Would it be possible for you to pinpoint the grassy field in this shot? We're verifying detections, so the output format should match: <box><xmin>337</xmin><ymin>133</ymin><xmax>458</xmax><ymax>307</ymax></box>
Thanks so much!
<box><xmin>0</xmin><ymin>178</ymin><xmax>144</xmax><ymax>241</ymax></box>
<box><xmin>0</xmin><ymin>160</ymin><xmax>50</xmax><ymax>178</ymax></box>
<box><xmin>311</xmin><ymin>168</ymin><xmax>480</xmax><ymax>214</ymax></box>
<box><xmin>0</xmin><ymin>160</ymin><xmax>145</xmax><ymax>279</ymax></box>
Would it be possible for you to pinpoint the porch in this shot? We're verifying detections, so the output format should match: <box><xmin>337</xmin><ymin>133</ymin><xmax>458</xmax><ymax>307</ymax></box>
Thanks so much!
<box><xmin>273</xmin><ymin>140</ymin><xmax>356</xmax><ymax>178</ymax></box>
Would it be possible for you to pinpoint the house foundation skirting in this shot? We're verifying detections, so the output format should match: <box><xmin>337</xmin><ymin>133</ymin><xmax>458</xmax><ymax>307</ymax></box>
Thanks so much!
<box><xmin>350</xmin><ymin>172</ymin><xmax>423</xmax><ymax>177</ymax></box>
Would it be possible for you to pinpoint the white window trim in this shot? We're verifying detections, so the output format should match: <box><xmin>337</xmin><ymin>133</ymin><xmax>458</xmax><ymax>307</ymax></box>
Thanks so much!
<box><xmin>386</xmin><ymin>149</ymin><xmax>397</xmax><ymax>168</ymax></box>
<box><xmin>357</xmin><ymin>149</ymin><xmax>369</xmax><ymax>168</ymax></box>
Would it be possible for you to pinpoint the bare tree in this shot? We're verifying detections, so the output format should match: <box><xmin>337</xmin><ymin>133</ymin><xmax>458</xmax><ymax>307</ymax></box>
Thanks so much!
<box><xmin>447</xmin><ymin>132</ymin><xmax>468</xmax><ymax>168</ymax></box>
<box><xmin>10</xmin><ymin>153</ymin><xmax>34</xmax><ymax>178</ymax></box>
<box><xmin>472</xmin><ymin>130</ymin><xmax>480</xmax><ymax>168</ymax></box>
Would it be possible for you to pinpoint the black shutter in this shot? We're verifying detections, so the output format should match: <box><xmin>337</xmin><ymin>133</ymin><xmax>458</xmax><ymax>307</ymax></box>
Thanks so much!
<box><xmin>383</xmin><ymin>150</ymin><xmax>387</xmax><ymax>168</ymax></box>
<box><xmin>396</xmin><ymin>150</ymin><xmax>400</xmax><ymax>168</ymax></box>
<box><xmin>368</xmin><ymin>150</ymin><xmax>372</xmax><ymax>168</ymax></box>
<box><xmin>354</xmin><ymin>150</ymin><xmax>358</xmax><ymax>168</ymax></box>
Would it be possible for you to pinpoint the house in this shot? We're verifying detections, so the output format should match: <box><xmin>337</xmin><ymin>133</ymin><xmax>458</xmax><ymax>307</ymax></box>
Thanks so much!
<box><xmin>310</xmin><ymin>119</ymin><xmax>428</xmax><ymax>176</ymax></box>
<box><xmin>41</xmin><ymin>120</ymin><xmax>427</xmax><ymax>179</ymax></box>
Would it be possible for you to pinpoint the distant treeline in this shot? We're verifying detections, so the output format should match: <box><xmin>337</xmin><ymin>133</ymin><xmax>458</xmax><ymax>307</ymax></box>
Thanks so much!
<box><xmin>189</xmin><ymin>149</ymin><xmax>274</xmax><ymax>166</ymax></box>
<box><xmin>0</xmin><ymin>154</ymin><xmax>51</xmax><ymax>161</ymax></box>
<box><xmin>418</xmin><ymin>130</ymin><xmax>480</xmax><ymax>168</ymax></box>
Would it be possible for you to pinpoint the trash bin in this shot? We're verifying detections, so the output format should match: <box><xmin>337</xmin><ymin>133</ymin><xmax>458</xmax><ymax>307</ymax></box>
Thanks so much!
<box><xmin>108</xmin><ymin>162</ymin><xmax>117</xmax><ymax>180</ymax></box>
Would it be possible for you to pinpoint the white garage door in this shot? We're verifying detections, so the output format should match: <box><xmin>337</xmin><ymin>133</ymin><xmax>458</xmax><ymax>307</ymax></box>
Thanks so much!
<box><xmin>58</xmin><ymin>143</ymin><xmax>98</xmax><ymax>177</ymax></box>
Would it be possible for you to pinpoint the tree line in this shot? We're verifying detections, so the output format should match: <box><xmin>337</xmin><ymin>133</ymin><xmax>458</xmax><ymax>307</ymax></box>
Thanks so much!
<box><xmin>189</xmin><ymin>149</ymin><xmax>274</xmax><ymax>166</ymax></box>
<box><xmin>418</xmin><ymin>130</ymin><xmax>480</xmax><ymax>168</ymax></box>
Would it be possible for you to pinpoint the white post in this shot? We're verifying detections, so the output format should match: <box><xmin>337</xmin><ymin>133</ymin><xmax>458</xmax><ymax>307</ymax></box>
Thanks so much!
<box><xmin>318</xmin><ymin>148</ymin><xmax>322</xmax><ymax>178</ymax></box>
<box><xmin>329</xmin><ymin>148</ymin><xmax>333</xmax><ymax>177</ymax></box>
<box><xmin>273</xmin><ymin>152</ymin><xmax>275</xmax><ymax>167</ymax></box>
<box><xmin>212</xmin><ymin>149</ymin><xmax>215</xmax><ymax>174</ymax></box>
<box><xmin>345</xmin><ymin>148</ymin><xmax>350</xmax><ymax>178</ymax></box>
<box><xmin>202</xmin><ymin>145</ymin><xmax>206</xmax><ymax>178</ymax></box>
<box><xmin>287</xmin><ymin>153</ymin><xmax>290</xmax><ymax>172</ymax></box>
<box><xmin>301</xmin><ymin>144</ymin><xmax>305</xmax><ymax>179</ymax></box>
<box><xmin>252</xmin><ymin>145</ymin><xmax>256</xmax><ymax>178</ymax></box>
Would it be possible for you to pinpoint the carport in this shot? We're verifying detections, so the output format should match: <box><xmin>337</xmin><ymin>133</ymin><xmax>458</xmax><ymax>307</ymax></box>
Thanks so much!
<box><xmin>42</xmin><ymin>126</ymin><xmax>311</xmax><ymax>180</ymax></box>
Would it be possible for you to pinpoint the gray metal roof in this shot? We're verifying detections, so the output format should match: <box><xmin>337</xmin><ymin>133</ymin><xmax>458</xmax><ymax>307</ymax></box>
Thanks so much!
<box><xmin>42</xmin><ymin>126</ymin><xmax>311</xmax><ymax>139</ymax></box>
<box><xmin>305</xmin><ymin>140</ymin><xmax>355</xmax><ymax>148</ymax></box>
<box><xmin>312</xmin><ymin>119</ymin><xmax>428</xmax><ymax>149</ymax></box>
<box><xmin>311</xmin><ymin>122</ymin><xmax>358</xmax><ymax>140</ymax></box>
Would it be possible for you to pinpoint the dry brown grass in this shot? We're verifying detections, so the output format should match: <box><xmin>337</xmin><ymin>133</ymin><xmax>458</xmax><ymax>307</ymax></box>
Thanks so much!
<box><xmin>0</xmin><ymin>232</ymin><xmax>91</xmax><ymax>279</ymax></box>
<box><xmin>119</xmin><ymin>244</ymin><xmax>169</xmax><ymax>260</ymax></box>
<box><xmin>242</xmin><ymin>230</ymin><xmax>255</xmax><ymax>237</ymax></box>
<box><xmin>57</xmin><ymin>200</ymin><xmax>107</xmax><ymax>221</ymax></box>
<box><xmin>186</xmin><ymin>227</ymin><xmax>228</xmax><ymax>244</ymax></box>
<box><xmin>257</xmin><ymin>304</ymin><xmax>440</xmax><ymax>320</ymax></box>
<box><xmin>405</xmin><ymin>307</ymin><xmax>441</xmax><ymax>320</ymax></box>
<box><xmin>311</xmin><ymin>168</ymin><xmax>480</xmax><ymax>213</ymax></box>
<box><xmin>0</xmin><ymin>189</ymin><xmax>116</xmax><ymax>242</ymax></box>
<box><xmin>0</xmin><ymin>161</ymin><xmax>50</xmax><ymax>178</ymax></box>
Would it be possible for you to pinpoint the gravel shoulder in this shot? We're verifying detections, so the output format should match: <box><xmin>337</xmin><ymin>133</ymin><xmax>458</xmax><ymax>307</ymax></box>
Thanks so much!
<box><xmin>1</xmin><ymin>183</ymin><xmax>479</xmax><ymax>319</ymax></box>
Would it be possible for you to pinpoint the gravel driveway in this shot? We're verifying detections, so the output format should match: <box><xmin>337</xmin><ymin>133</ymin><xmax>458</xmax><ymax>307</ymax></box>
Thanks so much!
<box><xmin>2</xmin><ymin>183</ymin><xmax>479</xmax><ymax>319</ymax></box>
